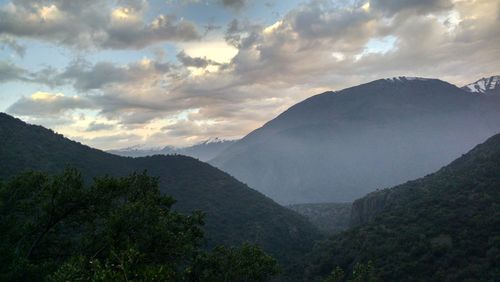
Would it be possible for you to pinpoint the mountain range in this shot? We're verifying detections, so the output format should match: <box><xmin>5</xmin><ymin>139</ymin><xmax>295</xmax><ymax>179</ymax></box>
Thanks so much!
<box><xmin>211</xmin><ymin>76</ymin><xmax>500</xmax><ymax>204</ymax></box>
<box><xmin>108</xmin><ymin>138</ymin><xmax>237</xmax><ymax>162</ymax></box>
<box><xmin>0</xmin><ymin>113</ymin><xmax>321</xmax><ymax>271</ymax></box>
<box><xmin>1</xmin><ymin>74</ymin><xmax>499</xmax><ymax>281</ymax></box>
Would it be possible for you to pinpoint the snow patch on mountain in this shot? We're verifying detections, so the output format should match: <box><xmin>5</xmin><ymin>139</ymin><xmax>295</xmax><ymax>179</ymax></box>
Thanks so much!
<box><xmin>384</xmin><ymin>76</ymin><xmax>431</xmax><ymax>82</ymax></box>
<box><xmin>462</xmin><ymin>76</ymin><xmax>500</xmax><ymax>94</ymax></box>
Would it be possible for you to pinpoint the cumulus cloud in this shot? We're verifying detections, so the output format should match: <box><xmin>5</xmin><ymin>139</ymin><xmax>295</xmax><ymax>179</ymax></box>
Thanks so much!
<box><xmin>57</xmin><ymin>58</ymin><xmax>171</xmax><ymax>91</ymax></box>
<box><xmin>0</xmin><ymin>0</ymin><xmax>200</xmax><ymax>49</ymax></box>
<box><xmin>370</xmin><ymin>0</ymin><xmax>453</xmax><ymax>16</ymax></box>
<box><xmin>6</xmin><ymin>91</ymin><xmax>93</xmax><ymax>116</ymax></box>
<box><xmin>2</xmin><ymin>0</ymin><xmax>500</xmax><ymax>148</ymax></box>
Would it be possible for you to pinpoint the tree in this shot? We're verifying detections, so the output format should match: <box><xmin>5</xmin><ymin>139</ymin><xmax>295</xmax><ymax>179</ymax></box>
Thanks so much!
<box><xmin>0</xmin><ymin>169</ymin><xmax>279</xmax><ymax>281</ymax></box>
<box><xmin>323</xmin><ymin>262</ymin><xmax>377</xmax><ymax>282</ymax></box>
<box><xmin>349</xmin><ymin>261</ymin><xmax>377</xmax><ymax>282</ymax></box>
<box><xmin>190</xmin><ymin>243</ymin><xmax>280</xmax><ymax>282</ymax></box>
<box><xmin>324</xmin><ymin>266</ymin><xmax>345</xmax><ymax>282</ymax></box>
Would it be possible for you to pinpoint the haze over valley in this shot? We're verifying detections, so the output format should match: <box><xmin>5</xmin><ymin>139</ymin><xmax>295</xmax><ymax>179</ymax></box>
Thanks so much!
<box><xmin>0</xmin><ymin>0</ymin><xmax>499</xmax><ymax>281</ymax></box>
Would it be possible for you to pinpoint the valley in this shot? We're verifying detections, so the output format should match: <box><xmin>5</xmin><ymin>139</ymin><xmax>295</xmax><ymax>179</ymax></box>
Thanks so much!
<box><xmin>1</xmin><ymin>76</ymin><xmax>499</xmax><ymax>281</ymax></box>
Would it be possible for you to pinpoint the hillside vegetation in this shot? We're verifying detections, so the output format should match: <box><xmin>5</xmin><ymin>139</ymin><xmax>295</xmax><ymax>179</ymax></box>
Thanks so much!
<box><xmin>0</xmin><ymin>113</ymin><xmax>321</xmax><ymax>275</ymax></box>
<box><xmin>0</xmin><ymin>169</ymin><xmax>279</xmax><ymax>281</ymax></box>
<box><xmin>288</xmin><ymin>203</ymin><xmax>351</xmax><ymax>234</ymax></box>
<box><xmin>304</xmin><ymin>133</ymin><xmax>500</xmax><ymax>281</ymax></box>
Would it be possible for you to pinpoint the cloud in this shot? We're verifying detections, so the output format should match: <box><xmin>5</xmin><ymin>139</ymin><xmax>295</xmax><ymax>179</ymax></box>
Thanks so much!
<box><xmin>0</xmin><ymin>61</ymin><xmax>27</xmax><ymax>82</ymax></box>
<box><xmin>56</xmin><ymin>58</ymin><xmax>171</xmax><ymax>91</ymax></box>
<box><xmin>370</xmin><ymin>0</ymin><xmax>453</xmax><ymax>16</ymax></box>
<box><xmin>0</xmin><ymin>0</ymin><xmax>200</xmax><ymax>49</ymax></box>
<box><xmin>3</xmin><ymin>0</ymin><xmax>500</xmax><ymax>149</ymax></box>
<box><xmin>86</xmin><ymin>121</ymin><xmax>115</xmax><ymax>132</ymax></box>
<box><xmin>0</xmin><ymin>36</ymin><xmax>26</xmax><ymax>57</ymax></box>
<box><xmin>176</xmin><ymin>50</ymin><xmax>221</xmax><ymax>68</ymax></box>
<box><xmin>220</xmin><ymin>0</ymin><xmax>247</xmax><ymax>10</ymax></box>
<box><xmin>6</xmin><ymin>92</ymin><xmax>93</xmax><ymax>116</ymax></box>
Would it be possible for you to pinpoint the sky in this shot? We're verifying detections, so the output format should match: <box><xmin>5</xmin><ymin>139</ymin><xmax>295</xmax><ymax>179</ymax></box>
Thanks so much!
<box><xmin>0</xmin><ymin>0</ymin><xmax>499</xmax><ymax>150</ymax></box>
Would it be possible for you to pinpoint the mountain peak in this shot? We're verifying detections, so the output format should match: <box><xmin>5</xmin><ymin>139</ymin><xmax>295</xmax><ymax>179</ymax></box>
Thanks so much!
<box><xmin>382</xmin><ymin>76</ymin><xmax>432</xmax><ymax>83</ymax></box>
<box><xmin>462</xmin><ymin>75</ymin><xmax>500</xmax><ymax>95</ymax></box>
<box><xmin>200</xmin><ymin>137</ymin><xmax>231</xmax><ymax>145</ymax></box>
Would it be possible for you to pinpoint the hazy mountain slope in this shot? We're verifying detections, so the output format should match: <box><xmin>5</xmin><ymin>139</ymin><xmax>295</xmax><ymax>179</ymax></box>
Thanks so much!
<box><xmin>212</xmin><ymin>77</ymin><xmax>500</xmax><ymax>204</ymax></box>
<box><xmin>108</xmin><ymin>138</ymin><xmax>237</xmax><ymax>161</ymax></box>
<box><xmin>0</xmin><ymin>113</ymin><xmax>321</xmax><ymax>268</ymax></box>
<box><xmin>287</xmin><ymin>203</ymin><xmax>351</xmax><ymax>234</ymax></box>
<box><xmin>462</xmin><ymin>75</ymin><xmax>500</xmax><ymax>95</ymax></box>
<box><xmin>305</xmin><ymin>133</ymin><xmax>500</xmax><ymax>281</ymax></box>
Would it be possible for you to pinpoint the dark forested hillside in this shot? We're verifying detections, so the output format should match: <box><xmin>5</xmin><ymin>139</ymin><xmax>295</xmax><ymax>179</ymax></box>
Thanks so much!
<box><xmin>0</xmin><ymin>170</ymin><xmax>280</xmax><ymax>281</ymax></box>
<box><xmin>0</xmin><ymin>113</ymin><xmax>321</xmax><ymax>272</ymax></box>
<box><xmin>212</xmin><ymin>77</ymin><xmax>500</xmax><ymax>204</ymax></box>
<box><xmin>287</xmin><ymin>203</ymin><xmax>351</xmax><ymax>234</ymax></box>
<box><xmin>304</xmin><ymin>133</ymin><xmax>500</xmax><ymax>281</ymax></box>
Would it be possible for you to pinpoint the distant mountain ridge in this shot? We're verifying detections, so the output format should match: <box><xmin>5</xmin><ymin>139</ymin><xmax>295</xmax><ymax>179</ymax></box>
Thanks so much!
<box><xmin>0</xmin><ymin>113</ymin><xmax>321</xmax><ymax>270</ymax></box>
<box><xmin>212</xmin><ymin>76</ymin><xmax>500</xmax><ymax>204</ymax></box>
<box><xmin>462</xmin><ymin>75</ymin><xmax>500</xmax><ymax>95</ymax></box>
<box><xmin>108</xmin><ymin>138</ymin><xmax>237</xmax><ymax>161</ymax></box>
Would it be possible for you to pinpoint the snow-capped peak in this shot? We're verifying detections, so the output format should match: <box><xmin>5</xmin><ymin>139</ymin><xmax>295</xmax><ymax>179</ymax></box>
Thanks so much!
<box><xmin>112</xmin><ymin>144</ymin><xmax>163</xmax><ymax>152</ymax></box>
<box><xmin>384</xmin><ymin>76</ymin><xmax>431</xmax><ymax>82</ymax></box>
<box><xmin>200</xmin><ymin>137</ymin><xmax>226</xmax><ymax>144</ymax></box>
<box><xmin>462</xmin><ymin>76</ymin><xmax>500</xmax><ymax>94</ymax></box>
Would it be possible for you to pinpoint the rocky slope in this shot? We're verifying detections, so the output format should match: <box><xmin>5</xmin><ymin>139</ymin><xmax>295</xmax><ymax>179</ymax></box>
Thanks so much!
<box><xmin>462</xmin><ymin>75</ymin><xmax>500</xmax><ymax>95</ymax></box>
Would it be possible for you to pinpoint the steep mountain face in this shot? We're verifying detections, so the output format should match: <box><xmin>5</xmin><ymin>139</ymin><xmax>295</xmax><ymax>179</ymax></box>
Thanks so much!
<box><xmin>462</xmin><ymin>75</ymin><xmax>500</xmax><ymax>95</ymax></box>
<box><xmin>212</xmin><ymin>77</ymin><xmax>500</xmax><ymax>204</ymax></box>
<box><xmin>305</xmin><ymin>133</ymin><xmax>500</xmax><ymax>281</ymax></box>
<box><xmin>0</xmin><ymin>113</ymin><xmax>321</xmax><ymax>268</ymax></box>
<box><xmin>108</xmin><ymin>138</ymin><xmax>237</xmax><ymax>161</ymax></box>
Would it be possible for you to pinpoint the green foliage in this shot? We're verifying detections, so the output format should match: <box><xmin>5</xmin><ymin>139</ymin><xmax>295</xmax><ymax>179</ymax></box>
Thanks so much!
<box><xmin>324</xmin><ymin>267</ymin><xmax>344</xmax><ymax>282</ymax></box>
<box><xmin>349</xmin><ymin>261</ymin><xmax>377</xmax><ymax>282</ymax></box>
<box><xmin>190</xmin><ymin>243</ymin><xmax>280</xmax><ymax>281</ymax></box>
<box><xmin>0</xmin><ymin>113</ymin><xmax>322</xmax><ymax>277</ymax></box>
<box><xmin>288</xmin><ymin>202</ymin><xmax>352</xmax><ymax>235</ymax></box>
<box><xmin>306</xmin><ymin>134</ymin><xmax>500</xmax><ymax>281</ymax></box>
<box><xmin>323</xmin><ymin>262</ymin><xmax>377</xmax><ymax>282</ymax></box>
<box><xmin>0</xmin><ymin>168</ymin><xmax>279</xmax><ymax>281</ymax></box>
